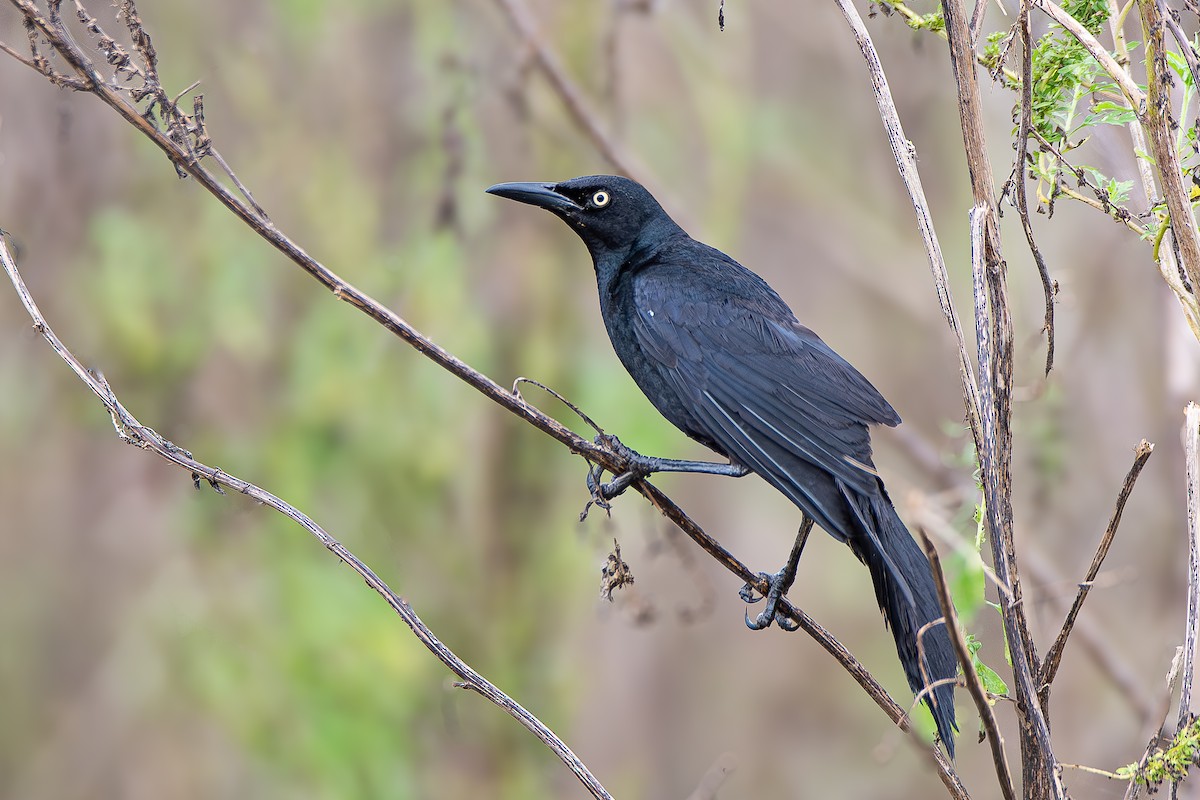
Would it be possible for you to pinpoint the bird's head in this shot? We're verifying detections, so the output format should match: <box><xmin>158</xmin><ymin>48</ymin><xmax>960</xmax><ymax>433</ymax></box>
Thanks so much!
<box><xmin>486</xmin><ymin>175</ymin><xmax>681</xmax><ymax>262</ymax></box>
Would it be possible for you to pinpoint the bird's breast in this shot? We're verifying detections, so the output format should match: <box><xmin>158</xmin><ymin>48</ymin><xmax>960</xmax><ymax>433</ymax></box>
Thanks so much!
<box><xmin>597</xmin><ymin>276</ymin><xmax>725</xmax><ymax>456</ymax></box>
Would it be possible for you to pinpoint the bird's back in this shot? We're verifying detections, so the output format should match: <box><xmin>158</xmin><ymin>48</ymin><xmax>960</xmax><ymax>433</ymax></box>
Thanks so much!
<box><xmin>601</xmin><ymin>236</ymin><xmax>899</xmax><ymax>463</ymax></box>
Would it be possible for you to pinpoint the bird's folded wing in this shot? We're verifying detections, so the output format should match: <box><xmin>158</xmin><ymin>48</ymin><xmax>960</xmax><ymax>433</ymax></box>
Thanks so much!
<box><xmin>629</xmin><ymin>277</ymin><xmax>898</xmax><ymax>502</ymax></box>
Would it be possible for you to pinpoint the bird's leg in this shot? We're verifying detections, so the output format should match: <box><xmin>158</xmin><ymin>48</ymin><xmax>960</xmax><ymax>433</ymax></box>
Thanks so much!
<box><xmin>741</xmin><ymin>516</ymin><xmax>815</xmax><ymax>631</ymax></box>
<box><xmin>589</xmin><ymin>432</ymin><xmax>749</xmax><ymax>502</ymax></box>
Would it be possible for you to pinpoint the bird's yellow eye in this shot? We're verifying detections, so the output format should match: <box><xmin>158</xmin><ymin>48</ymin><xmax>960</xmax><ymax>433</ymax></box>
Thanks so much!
<box><xmin>591</xmin><ymin>190</ymin><xmax>610</xmax><ymax>208</ymax></box>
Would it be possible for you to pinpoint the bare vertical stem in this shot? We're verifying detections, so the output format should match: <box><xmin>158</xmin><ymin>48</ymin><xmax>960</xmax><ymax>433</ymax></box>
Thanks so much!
<box><xmin>1138</xmin><ymin>0</ymin><xmax>1200</xmax><ymax>299</ymax></box>
<box><xmin>943</xmin><ymin>0</ymin><xmax>1061</xmax><ymax>790</ymax></box>
<box><xmin>1106</xmin><ymin>0</ymin><xmax>1200</xmax><ymax>343</ymax></box>
<box><xmin>1173</xmin><ymin>403</ymin><xmax>1200</xmax><ymax>798</ymax></box>
<box><xmin>831</xmin><ymin>0</ymin><xmax>982</xmax><ymax>440</ymax></box>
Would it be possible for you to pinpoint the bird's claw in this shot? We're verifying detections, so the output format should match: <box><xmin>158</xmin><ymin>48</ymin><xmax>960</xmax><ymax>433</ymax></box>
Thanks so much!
<box><xmin>741</xmin><ymin>569</ymin><xmax>799</xmax><ymax>631</ymax></box>
<box><xmin>594</xmin><ymin>431</ymin><xmax>638</xmax><ymax>463</ymax></box>
<box><xmin>738</xmin><ymin>582</ymin><xmax>763</xmax><ymax>604</ymax></box>
<box><xmin>580</xmin><ymin>464</ymin><xmax>614</xmax><ymax>521</ymax></box>
<box><xmin>744</xmin><ymin>608</ymin><xmax>800</xmax><ymax>631</ymax></box>
<box><xmin>586</xmin><ymin>464</ymin><xmax>614</xmax><ymax>507</ymax></box>
<box><xmin>583</xmin><ymin>433</ymin><xmax>650</xmax><ymax>508</ymax></box>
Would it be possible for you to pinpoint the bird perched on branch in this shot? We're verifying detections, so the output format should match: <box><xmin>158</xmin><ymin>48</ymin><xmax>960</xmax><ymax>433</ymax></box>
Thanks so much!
<box><xmin>487</xmin><ymin>175</ymin><xmax>958</xmax><ymax>757</ymax></box>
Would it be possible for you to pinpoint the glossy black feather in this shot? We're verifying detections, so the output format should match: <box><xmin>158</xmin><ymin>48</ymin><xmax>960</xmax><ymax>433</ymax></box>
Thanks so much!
<box><xmin>488</xmin><ymin>174</ymin><xmax>959</xmax><ymax>757</ymax></box>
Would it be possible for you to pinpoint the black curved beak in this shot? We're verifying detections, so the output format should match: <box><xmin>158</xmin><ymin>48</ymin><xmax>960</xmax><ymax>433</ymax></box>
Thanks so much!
<box><xmin>485</xmin><ymin>181</ymin><xmax>582</xmax><ymax>212</ymax></box>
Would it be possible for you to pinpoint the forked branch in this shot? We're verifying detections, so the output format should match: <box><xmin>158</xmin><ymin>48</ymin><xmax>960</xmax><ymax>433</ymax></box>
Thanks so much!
<box><xmin>1039</xmin><ymin>440</ymin><xmax>1155</xmax><ymax>693</ymax></box>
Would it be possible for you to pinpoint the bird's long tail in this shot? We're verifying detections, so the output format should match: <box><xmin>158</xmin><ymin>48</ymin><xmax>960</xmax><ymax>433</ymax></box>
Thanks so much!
<box><xmin>847</xmin><ymin>487</ymin><xmax>959</xmax><ymax>759</ymax></box>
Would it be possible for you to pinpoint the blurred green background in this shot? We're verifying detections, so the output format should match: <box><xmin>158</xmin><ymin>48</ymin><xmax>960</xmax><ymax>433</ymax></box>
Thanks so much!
<box><xmin>1</xmin><ymin>1</ymin><xmax>1198</xmax><ymax>798</ymax></box>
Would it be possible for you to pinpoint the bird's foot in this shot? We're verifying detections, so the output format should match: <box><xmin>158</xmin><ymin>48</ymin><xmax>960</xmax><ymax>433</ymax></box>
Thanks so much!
<box><xmin>582</xmin><ymin>463</ymin><xmax>614</xmax><ymax>519</ymax></box>
<box><xmin>740</xmin><ymin>569</ymin><xmax>800</xmax><ymax>631</ymax></box>
<box><xmin>739</xmin><ymin>519</ymin><xmax>812</xmax><ymax>631</ymax></box>
<box><xmin>588</xmin><ymin>433</ymin><xmax>653</xmax><ymax>502</ymax></box>
<box><xmin>580</xmin><ymin>434</ymin><xmax>750</xmax><ymax>521</ymax></box>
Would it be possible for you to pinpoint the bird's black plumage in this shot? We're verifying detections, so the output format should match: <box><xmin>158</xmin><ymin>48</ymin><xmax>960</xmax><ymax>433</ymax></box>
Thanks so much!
<box><xmin>487</xmin><ymin>175</ymin><xmax>958</xmax><ymax>757</ymax></box>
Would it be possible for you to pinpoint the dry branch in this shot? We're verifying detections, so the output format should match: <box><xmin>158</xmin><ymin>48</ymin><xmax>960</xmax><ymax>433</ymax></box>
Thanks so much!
<box><xmin>1022</xmin><ymin>548</ymin><xmax>1158</xmax><ymax>722</ymax></box>
<box><xmin>0</xmin><ymin>234</ymin><xmax>615</xmax><ymax>800</ymax></box>
<box><xmin>491</xmin><ymin>0</ymin><xmax>645</xmax><ymax>182</ymax></box>
<box><xmin>1039</xmin><ymin>440</ymin><xmax>1154</xmax><ymax>692</ymax></box>
<box><xmin>1103</xmin><ymin>0</ymin><xmax>1200</xmax><ymax>343</ymax></box>
<box><xmin>918</xmin><ymin>528</ymin><xmax>1017</xmax><ymax>800</ymax></box>
<box><xmin>1008</xmin><ymin>0</ymin><xmax>1056</xmax><ymax>376</ymax></box>
<box><xmin>1163</xmin><ymin>406</ymin><xmax>1200</xmax><ymax>800</ymax></box>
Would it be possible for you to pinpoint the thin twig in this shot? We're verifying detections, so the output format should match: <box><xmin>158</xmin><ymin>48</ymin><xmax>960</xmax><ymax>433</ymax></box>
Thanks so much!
<box><xmin>1009</xmin><ymin>0</ymin><xmax>1057</xmax><ymax>375</ymax></box>
<box><xmin>1039</xmin><ymin>440</ymin><xmax>1155</xmax><ymax>691</ymax></box>
<box><xmin>911</xmin><ymin>675</ymin><xmax>965</xmax><ymax>710</ymax></box>
<box><xmin>1032</xmin><ymin>0</ymin><xmax>1146</xmax><ymax>106</ymax></box>
<box><xmin>1163</xmin><ymin>3</ymin><xmax>1200</xmax><ymax>106</ymax></box>
<box><xmin>208</xmin><ymin>146</ymin><xmax>270</xmax><ymax>221</ymax></box>
<box><xmin>683</xmin><ymin>752</ymin><xmax>738</xmax><ymax>800</ymax></box>
<box><xmin>1127</xmin><ymin>647</ymin><xmax>1183</xmax><ymax>800</ymax></box>
<box><xmin>969</xmin><ymin>0</ymin><xmax>990</xmax><ymax>43</ymax></box>
<box><xmin>918</xmin><ymin>527</ymin><xmax>1018</xmax><ymax>800</ymax></box>
<box><xmin>1059</xmin><ymin>762</ymin><xmax>1124</xmax><ymax>779</ymax></box>
<box><xmin>490</xmin><ymin>0</ymin><xmax>644</xmax><ymax>181</ymax></box>
<box><xmin>1027</xmin><ymin>129</ymin><xmax>1142</xmax><ymax>234</ymax></box>
<box><xmin>1023</xmin><ymin>550</ymin><xmax>1158</xmax><ymax>722</ymax></box>
<box><xmin>0</xmin><ymin>36</ymin><xmax>89</xmax><ymax>88</ymax></box>
<box><xmin>512</xmin><ymin>376</ymin><xmax>606</xmax><ymax>437</ymax></box>
<box><xmin>0</xmin><ymin>235</ymin><xmax>616</xmax><ymax>799</ymax></box>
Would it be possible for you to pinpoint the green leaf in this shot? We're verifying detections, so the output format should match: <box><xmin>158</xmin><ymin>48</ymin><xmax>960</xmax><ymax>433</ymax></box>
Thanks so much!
<box><xmin>1080</xmin><ymin>100</ymin><xmax>1137</xmax><ymax>128</ymax></box>
<box><xmin>905</xmin><ymin>10</ymin><xmax>945</xmax><ymax>32</ymax></box>
<box><xmin>1166</xmin><ymin>49</ymin><xmax>1195</xmax><ymax>88</ymax></box>
<box><xmin>965</xmin><ymin>634</ymin><xmax>1009</xmax><ymax>699</ymax></box>
<box><xmin>1107</xmin><ymin>178</ymin><xmax>1134</xmax><ymax>204</ymax></box>
<box><xmin>946</xmin><ymin>548</ymin><xmax>987</xmax><ymax>624</ymax></box>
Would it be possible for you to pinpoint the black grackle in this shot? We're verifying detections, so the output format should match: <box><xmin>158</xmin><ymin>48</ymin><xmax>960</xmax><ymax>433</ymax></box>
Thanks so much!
<box><xmin>487</xmin><ymin>175</ymin><xmax>958</xmax><ymax>757</ymax></box>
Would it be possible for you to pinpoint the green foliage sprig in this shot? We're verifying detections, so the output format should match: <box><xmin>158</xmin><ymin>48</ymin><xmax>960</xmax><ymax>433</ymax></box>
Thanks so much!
<box><xmin>895</xmin><ymin>1</ymin><xmax>1200</xmax><ymax>237</ymax></box>
<box><xmin>1117</xmin><ymin>715</ymin><xmax>1200</xmax><ymax>790</ymax></box>
<box><xmin>1068</xmin><ymin>715</ymin><xmax>1200</xmax><ymax>790</ymax></box>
